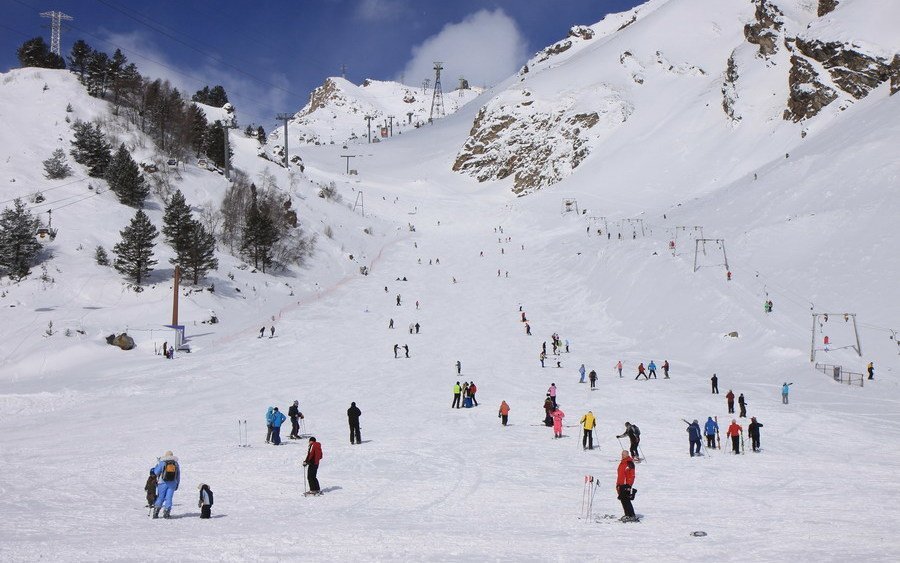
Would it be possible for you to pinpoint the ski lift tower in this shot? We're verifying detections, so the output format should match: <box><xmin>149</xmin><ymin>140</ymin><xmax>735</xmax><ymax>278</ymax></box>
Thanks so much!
<box><xmin>561</xmin><ymin>198</ymin><xmax>580</xmax><ymax>215</ymax></box>
<box><xmin>429</xmin><ymin>62</ymin><xmax>445</xmax><ymax>123</ymax></box>
<box><xmin>810</xmin><ymin>313</ymin><xmax>862</xmax><ymax>362</ymax></box>
<box><xmin>693</xmin><ymin>238</ymin><xmax>729</xmax><ymax>272</ymax></box>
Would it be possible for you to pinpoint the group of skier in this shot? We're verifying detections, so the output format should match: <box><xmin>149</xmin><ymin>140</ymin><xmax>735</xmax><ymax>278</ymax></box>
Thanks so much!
<box><xmin>451</xmin><ymin>380</ymin><xmax>479</xmax><ymax>408</ymax></box>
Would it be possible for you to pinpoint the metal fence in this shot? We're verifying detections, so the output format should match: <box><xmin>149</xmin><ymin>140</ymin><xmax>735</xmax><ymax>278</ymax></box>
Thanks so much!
<box><xmin>814</xmin><ymin>363</ymin><xmax>864</xmax><ymax>387</ymax></box>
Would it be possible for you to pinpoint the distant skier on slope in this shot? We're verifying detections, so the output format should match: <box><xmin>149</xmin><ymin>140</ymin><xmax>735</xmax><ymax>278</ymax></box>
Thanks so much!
<box><xmin>265</xmin><ymin>406</ymin><xmax>275</xmax><ymax>444</ymax></box>
<box><xmin>727</xmin><ymin>419</ymin><xmax>742</xmax><ymax>454</ymax></box>
<box><xmin>704</xmin><ymin>417</ymin><xmax>718</xmax><ymax>449</ymax></box>
<box><xmin>782</xmin><ymin>382</ymin><xmax>793</xmax><ymax>404</ymax></box>
<box><xmin>498</xmin><ymin>400</ymin><xmax>510</xmax><ymax>426</ymax></box>
<box><xmin>635</xmin><ymin>363</ymin><xmax>647</xmax><ymax>380</ymax></box>
<box><xmin>616</xmin><ymin>360</ymin><xmax>623</xmax><ymax>378</ymax></box>
<box><xmin>711</xmin><ymin>373</ymin><xmax>719</xmax><ymax>394</ymax></box>
<box><xmin>748</xmin><ymin>417</ymin><xmax>764</xmax><ymax>452</ymax></box>
<box><xmin>685</xmin><ymin>419</ymin><xmax>702</xmax><ymax>457</ymax></box>
<box><xmin>616</xmin><ymin>450</ymin><xmax>638</xmax><ymax>522</ymax></box>
<box><xmin>589</xmin><ymin>369</ymin><xmax>598</xmax><ymax>389</ymax></box>
<box><xmin>271</xmin><ymin>407</ymin><xmax>286</xmax><ymax>445</ymax></box>
<box><xmin>543</xmin><ymin>396</ymin><xmax>554</xmax><ymax>426</ymax></box>
<box><xmin>198</xmin><ymin>484</ymin><xmax>213</xmax><ymax>519</ymax></box>
<box><xmin>468</xmin><ymin>381</ymin><xmax>479</xmax><ymax>406</ymax></box>
<box><xmin>347</xmin><ymin>402</ymin><xmax>362</xmax><ymax>444</ymax></box>
<box><xmin>303</xmin><ymin>437</ymin><xmax>323</xmax><ymax>495</ymax></box>
<box><xmin>662</xmin><ymin>360</ymin><xmax>670</xmax><ymax>379</ymax></box>
<box><xmin>580</xmin><ymin>411</ymin><xmax>596</xmax><ymax>450</ymax></box>
<box><xmin>150</xmin><ymin>451</ymin><xmax>180</xmax><ymax>519</ymax></box>
<box><xmin>452</xmin><ymin>381</ymin><xmax>462</xmax><ymax>409</ymax></box>
<box><xmin>579</xmin><ymin>364</ymin><xmax>586</xmax><ymax>383</ymax></box>
<box><xmin>647</xmin><ymin>361</ymin><xmax>657</xmax><ymax>379</ymax></box>
<box><xmin>289</xmin><ymin>400</ymin><xmax>304</xmax><ymax>440</ymax></box>
<box><xmin>144</xmin><ymin>470</ymin><xmax>157</xmax><ymax>508</ymax></box>
<box><xmin>738</xmin><ymin>393</ymin><xmax>747</xmax><ymax>418</ymax></box>
<box><xmin>551</xmin><ymin>406</ymin><xmax>566</xmax><ymax>439</ymax></box>
<box><xmin>726</xmin><ymin>390</ymin><xmax>735</xmax><ymax>413</ymax></box>
<box><xmin>548</xmin><ymin>383</ymin><xmax>557</xmax><ymax>407</ymax></box>
<box><xmin>617</xmin><ymin>422</ymin><xmax>641</xmax><ymax>459</ymax></box>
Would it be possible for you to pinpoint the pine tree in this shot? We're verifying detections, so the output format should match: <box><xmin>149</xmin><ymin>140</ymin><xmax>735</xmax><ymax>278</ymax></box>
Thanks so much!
<box><xmin>113</xmin><ymin>209</ymin><xmax>158</xmax><ymax>286</ymax></box>
<box><xmin>94</xmin><ymin>245</ymin><xmax>110</xmax><ymax>266</ymax></box>
<box><xmin>208</xmin><ymin>85</ymin><xmax>229</xmax><ymax>107</ymax></box>
<box><xmin>257</xmin><ymin>125</ymin><xmax>267</xmax><ymax>145</ymax></box>
<box><xmin>204</xmin><ymin>120</ymin><xmax>231</xmax><ymax>169</ymax></box>
<box><xmin>68</xmin><ymin>39</ymin><xmax>93</xmax><ymax>78</ymax></box>
<box><xmin>85</xmin><ymin>51</ymin><xmax>110</xmax><ymax>97</ymax></box>
<box><xmin>70</xmin><ymin>120</ymin><xmax>111</xmax><ymax>177</ymax></box>
<box><xmin>187</xmin><ymin>104</ymin><xmax>208</xmax><ymax>157</ymax></box>
<box><xmin>0</xmin><ymin>199</ymin><xmax>42</xmax><ymax>280</ymax></box>
<box><xmin>241</xmin><ymin>188</ymin><xmax>277</xmax><ymax>272</ymax></box>
<box><xmin>17</xmin><ymin>37</ymin><xmax>65</xmax><ymax>69</ymax></box>
<box><xmin>177</xmin><ymin>219</ymin><xmax>218</xmax><ymax>284</ymax></box>
<box><xmin>106</xmin><ymin>144</ymin><xmax>149</xmax><ymax>207</ymax></box>
<box><xmin>43</xmin><ymin>148</ymin><xmax>73</xmax><ymax>179</ymax></box>
<box><xmin>162</xmin><ymin>189</ymin><xmax>193</xmax><ymax>250</ymax></box>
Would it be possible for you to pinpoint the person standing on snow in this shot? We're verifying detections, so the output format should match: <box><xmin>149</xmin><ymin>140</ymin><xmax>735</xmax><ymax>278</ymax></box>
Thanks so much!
<box><xmin>579</xmin><ymin>364</ymin><xmax>586</xmax><ymax>384</ymax></box>
<box><xmin>782</xmin><ymin>382</ymin><xmax>793</xmax><ymax>404</ymax></box>
<box><xmin>580</xmin><ymin>411</ymin><xmax>596</xmax><ymax>450</ymax></box>
<box><xmin>289</xmin><ymin>400</ymin><xmax>303</xmax><ymax>440</ymax></box>
<box><xmin>551</xmin><ymin>406</ymin><xmax>566</xmax><ymax>438</ymax></box>
<box><xmin>303</xmin><ymin>437</ymin><xmax>323</xmax><ymax>495</ymax></box>
<box><xmin>396</xmin><ymin>294</ymin><xmax>401</xmax><ymax>306</ymax></box>
<box><xmin>150</xmin><ymin>451</ymin><xmax>179</xmax><ymax>519</ymax></box>
<box><xmin>748</xmin><ymin>417</ymin><xmax>764</xmax><ymax>452</ymax></box>
<box><xmin>738</xmin><ymin>393</ymin><xmax>747</xmax><ymax>418</ymax></box>
<box><xmin>704</xmin><ymin>417</ymin><xmax>718</xmax><ymax>449</ymax></box>
<box><xmin>711</xmin><ymin>373</ymin><xmax>719</xmax><ymax>394</ymax></box>
<box><xmin>271</xmin><ymin>407</ymin><xmax>286</xmax><ymax>445</ymax></box>
<box><xmin>452</xmin><ymin>382</ymin><xmax>462</xmax><ymax>409</ymax></box>
<box><xmin>686</xmin><ymin>419</ymin><xmax>702</xmax><ymax>457</ymax></box>
<box><xmin>403</xmin><ymin>344</ymin><xmax>409</xmax><ymax>358</ymax></box>
<box><xmin>616</xmin><ymin>450</ymin><xmax>638</xmax><ymax>522</ymax></box>
<box><xmin>347</xmin><ymin>402</ymin><xmax>362</xmax><ymax>444</ymax></box>
<box><xmin>548</xmin><ymin>383</ymin><xmax>558</xmax><ymax>407</ymax></box>
<box><xmin>198</xmin><ymin>484</ymin><xmax>213</xmax><ymax>519</ymax></box>
<box><xmin>265</xmin><ymin>406</ymin><xmax>275</xmax><ymax>444</ymax></box>
<box><xmin>647</xmin><ymin>361</ymin><xmax>657</xmax><ymax>379</ymax></box>
<box><xmin>144</xmin><ymin>470</ymin><xmax>157</xmax><ymax>508</ymax></box>
<box><xmin>867</xmin><ymin>362</ymin><xmax>874</xmax><ymax>380</ymax></box>
<box><xmin>539</xmin><ymin>351</ymin><xmax>546</xmax><ymax>367</ymax></box>
<box><xmin>259</xmin><ymin>327</ymin><xmax>265</xmax><ymax>338</ymax></box>
<box><xmin>617</xmin><ymin>422</ymin><xmax>641</xmax><ymax>459</ymax></box>
<box><xmin>616</xmin><ymin>360</ymin><xmax>623</xmax><ymax>378</ymax></box>
<box><xmin>543</xmin><ymin>396</ymin><xmax>554</xmax><ymax>426</ymax></box>
<box><xmin>635</xmin><ymin>363</ymin><xmax>647</xmax><ymax>380</ymax></box>
<box><xmin>469</xmin><ymin>381</ymin><xmax>479</xmax><ymax>406</ymax></box>
<box><xmin>393</xmin><ymin>344</ymin><xmax>399</xmax><ymax>359</ymax></box>
<box><xmin>456</xmin><ymin>360</ymin><xmax>462</xmax><ymax>375</ymax></box>
<box><xmin>662</xmin><ymin>360</ymin><xmax>670</xmax><ymax>379</ymax></box>
<box><xmin>498</xmin><ymin>400</ymin><xmax>510</xmax><ymax>426</ymax></box>
<box><xmin>726</xmin><ymin>390</ymin><xmax>735</xmax><ymax>413</ymax></box>
<box><xmin>589</xmin><ymin>369</ymin><xmax>598</xmax><ymax>389</ymax></box>
<box><xmin>727</xmin><ymin>419</ymin><xmax>742</xmax><ymax>454</ymax></box>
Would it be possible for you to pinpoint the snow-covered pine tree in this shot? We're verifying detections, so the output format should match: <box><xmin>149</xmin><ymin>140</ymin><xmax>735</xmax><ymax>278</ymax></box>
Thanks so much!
<box><xmin>0</xmin><ymin>199</ymin><xmax>42</xmax><ymax>280</ymax></box>
<box><xmin>106</xmin><ymin>144</ymin><xmax>149</xmax><ymax>207</ymax></box>
<box><xmin>68</xmin><ymin>39</ymin><xmax>93</xmax><ymax>79</ymax></box>
<box><xmin>162</xmin><ymin>190</ymin><xmax>193</xmax><ymax>251</ymax></box>
<box><xmin>85</xmin><ymin>51</ymin><xmax>110</xmax><ymax>97</ymax></box>
<box><xmin>178</xmin><ymin>220</ymin><xmax>218</xmax><ymax>284</ymax></box>
<box><xmin>43</xmin><ymin>148</ymin><xmax>73</xmax><ymax>179</ymax></box>
<box><xmin>16</xmin><ymin>37</ymin><xmax>65</xmax><ymax>69</ymax></box>
<box><xmin>70</xmin><ymin>120</ymin><xmax>111</xmax><ymax>177</ymax></box>
<box><xmin>240</xmin><ymin>188</ymin><xmax>277</xmax><ymax>272</ymax></box>
<box><xmin>204</xmin><ymin>120</ymin><xmax>231</xmax><ymax>169</ymax></box>
<box><xmin>257</xmin><ymin>125</ymin><xmax>267</xmax><ymax>145</ymax></box>
<box><xmin>94</xmin><ymin>245</ymin><xmax>110</xmax><ymax>266</ymax></box>
<box><xmin>113</xmin><ymin>209</ymin><xmax>158</xmax><ymax>286</ymax></box>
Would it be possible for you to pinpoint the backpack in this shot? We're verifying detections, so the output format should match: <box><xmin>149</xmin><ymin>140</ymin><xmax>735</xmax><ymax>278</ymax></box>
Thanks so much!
<box><xmin>631</xmin><ymin>425</ymin><xmax>641</xmax><ymax>437</ymax></box>
<box><xmin>162</xmin><ymin>461</ymin><xmax>178</xmax><ymax>482</ymax></box>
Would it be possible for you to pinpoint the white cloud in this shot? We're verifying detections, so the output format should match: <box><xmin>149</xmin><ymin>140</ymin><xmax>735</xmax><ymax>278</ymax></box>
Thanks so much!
<box><xmin>397</xmin><ymin>9</ymin><xmax>528</xmax><ymax>89</ymax></box>
<box><xmin>355</xmin><ymin>0</ymin><xmax>406</xmax><ymax>22</ymax></box>
<box><xmin>98</xmin><ymin>30</ymin><xmax>289</xmax><ymax>128</ymax></box>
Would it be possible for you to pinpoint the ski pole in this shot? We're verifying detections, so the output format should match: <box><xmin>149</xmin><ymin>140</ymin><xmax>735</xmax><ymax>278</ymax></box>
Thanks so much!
<box><xmin>237</xmin><ymin>419</ymin><xmax>241</xmax><ymax>447</ymax></box>
<box><xmin>581</xmin><ymin>477</ymin><xmax>588</xmax><ymax>519</ymax></box>
<box><xmin>303</xmin><ymin>463</ymin><xmax>308</xmax><ymax>494</ymax></box>
<box><xmin>638</xmin><ymin>444</ymin><xmax>647</xmax><ymax>463</ymax></box>
<box><xmin>616</xmin><ymin>436</ymin><xmax>625</xmax><ymax>451</ymax></box>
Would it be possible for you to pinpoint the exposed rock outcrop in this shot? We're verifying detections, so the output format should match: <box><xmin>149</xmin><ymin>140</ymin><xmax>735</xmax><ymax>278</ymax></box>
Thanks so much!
<box><xmin>744</xmin><ymin>0</ymin><xmax>783</xmax><ymax>58</ymax></box>
<box><xmin>783</xmin><ymin>55</ymin><xmax>838</xmax><ymax>122</ymax></box>
<box><xmin>722</xmin><ymin>52</ymin><xmax>741</xmax><ymax>123</ymax></box>
<box><xmin>891</xmin><ymin>55</ymin><xmax>900</xmax><ymax>95</ymax></box>
<box><xmin>796</xmin><ymin>38</ymin><xmax>896</xmax><ymax>99</ymax></box>
<box><xmin>817</xmin><ymin>0</ymin><xmax>839</xmax><ymax>17</ymax></box>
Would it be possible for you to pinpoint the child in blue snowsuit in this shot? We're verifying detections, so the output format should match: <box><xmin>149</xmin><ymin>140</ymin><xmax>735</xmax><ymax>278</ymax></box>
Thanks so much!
<box><xmin>704</xmin><ymin>417</ymin><xmax>718</xmax><ymax>448</ymax></box>
<box><xmin>151</xmin><ymin>451</ymin><xmax>180</xmax><ymax>519</ymax></box>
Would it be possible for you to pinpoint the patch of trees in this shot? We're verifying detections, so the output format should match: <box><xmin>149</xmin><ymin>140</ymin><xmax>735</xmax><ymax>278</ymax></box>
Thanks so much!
<box><xmin>192</xmin><ymin>85</ymin><xmax>229</xmax><ymax>107</ymax></box>
<box><xmin>16</xmin><ymin>37</ymin><xmax>65</xmax><ymax>69</ymax></box>
<box><xmin>0</xmin><ymin>199</ymin><xmax>43</xmax><ymax>280</ymax></box>
<box><xmin>163</xmin><ymin>190</ymin><xmax>218</xmax><ymax>284</ymax></box>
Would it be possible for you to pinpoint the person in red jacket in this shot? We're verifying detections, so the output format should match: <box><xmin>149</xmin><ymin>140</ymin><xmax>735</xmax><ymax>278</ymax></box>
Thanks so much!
<box><xmin>616</xmin><ymin>450</ymin><xmax>638</xmax><ymax>522</ymax></box>
<box><xmin>635</xmin><ymin>363</ymin><xmax>647</xmax><ymax>380</ymax></box>
<box><xmin>303</xmin><ymin>437</ymin><xmax>323</xmax><ymax>494</ymax></box>
<box><xmin>726</xmin><ymin>419</ymin><xmax>742</xmax><ymax>454</ymax></box>
<box><xmin>726</xmin><ymin>390</ymin><xmax>735</xmax><ymax>414</ymax></box>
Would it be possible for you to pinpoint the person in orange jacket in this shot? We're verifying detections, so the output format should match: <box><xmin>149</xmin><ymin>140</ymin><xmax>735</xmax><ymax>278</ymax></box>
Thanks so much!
<box><xmin>616</xmin><ymin>450</ymin><xmax>638</xmax><ymax>522</ymax></box>
<box><xmin>726</xmin><ymin>419</ymin><xmax>742</xmax><ymax>454</ymax></box>
<box><xmin>551</xmin><ymin>407</ymin><xmax>565</xmax><ymax>438</ymax></box>
<box><xmin>635</xmin><ymin>363</ymin><xmax>647</xmax><ymax>380</ymax></box>
<box><xmin>498</xmin><ymin>400</ymin><xmax>510</xmax><ymax>426</ymax></box>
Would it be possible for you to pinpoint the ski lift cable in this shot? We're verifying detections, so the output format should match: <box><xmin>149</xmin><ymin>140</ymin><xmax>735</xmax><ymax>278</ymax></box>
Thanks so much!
<box><xmin>0</xmin><ymin>176</ymin><xmax>92</xmax><ymax>206</ymax></box>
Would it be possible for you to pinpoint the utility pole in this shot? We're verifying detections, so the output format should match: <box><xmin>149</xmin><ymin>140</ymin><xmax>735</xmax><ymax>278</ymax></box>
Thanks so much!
<box><xmin>340</xmin><ymin>63</ymin><xmax>347</xmax><ymax>79</ymax></box>
<box><xmin>407</xmin><ymin>111</ymin><xmax>414</xmax><ymax>125</ymax></box>
<box><xmin>422</xmin><ymin>78</ymin><xmax>431</xmax><ymax>95</ymax></box>
<box><xmin>275</xmin><ymin>113</ymin><xmax>292</xmax><ymax>168</ymax></box>
<box><xmin>429</xmin><ymin>62</ymin><xmax>445</xmax><ymax>123</ymax></box>
<box><xmin>40</xmin><ymin>11</ymin><xmax>73</xmax><ymax>56</ymax></box>
<box><xmin>172</xmin><ymin>265</ymin><xmax>181</xmax><ymax>326</ymax></box>
<box><xmin>223</xmin><ymin>122</ymin><xmax>238</xmax><ymax>180</ymax></box>
<box><xmin>387</xmin><ymin>115</ymin><xmax>394</xmax><ymax>136</ymax></box>
<box><xmin>341</xmin><ymin>154</ymin><xmax>355</xmax><ymax>174</ymax></box>
<box><xmin>364</xmin><ymin>115</ymin><xmax>374</xmax><ymax>143</ymax></box>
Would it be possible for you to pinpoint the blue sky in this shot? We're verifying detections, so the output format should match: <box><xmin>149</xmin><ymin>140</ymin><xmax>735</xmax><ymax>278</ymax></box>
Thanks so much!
<box><xmin>2</xmin><ymin>0</ymin><xmax>642</xmax><ymax>128</ymax></box>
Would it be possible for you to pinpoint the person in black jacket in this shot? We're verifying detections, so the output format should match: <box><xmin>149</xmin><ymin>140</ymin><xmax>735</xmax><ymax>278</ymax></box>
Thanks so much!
<box><xmin>288</xmin><ymin>400</ymin><xmax>304</xmax><ymax>439</ymax></box>
<box><xmin>198</xmin><ymin>483</ymin><xmax>213</xmax><ymax>519</ymax></box>
<box><xmin>617</xmin><ymin>422</ymin><xmax>641</xmax><ymax>459</ymax></box>
<box><xmin>347</xmin><ymin>402</ymin><xmax>362</xmax><ymax>444</ymax></box>
<box><xmin>748</xmin><ymin>417</ymin><xmax>764</xmax><ymax>452</ymax></box>
<box><xmin>144</xmin><ymin>470</ymin><xmax>157</xmax><ymax>507</ymax></box>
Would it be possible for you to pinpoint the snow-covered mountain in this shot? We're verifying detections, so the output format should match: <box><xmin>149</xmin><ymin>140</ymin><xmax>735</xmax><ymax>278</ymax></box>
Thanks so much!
<box><xmin>453</xmin><ymin>0</ymin><xmax>900</xmax><ymax>193</ymax></box>
<box><xmin>267</xmin><ymin>76</ymin><xmax>483</xmax><ymax>151</ymax></box>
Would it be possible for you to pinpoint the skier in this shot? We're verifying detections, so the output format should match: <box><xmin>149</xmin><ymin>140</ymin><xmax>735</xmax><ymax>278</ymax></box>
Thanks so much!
<box><xmin>393</xmin><ymin>344</ymin><xmax>399</xmax><ymax>359</ymax></box>
<box><xmin>616</xmin><ymin>360</ymin><xmax>623</xmax><ymax>378</ymax></box>
<box><xmin>265</xmin><ymin>406</ymin><xmax>275</xmax><ymax>444</ymax></box>
<box><xmin>521</xmin><ymin>312</ymin><xmax>527</xmax><ymax>322</ymax></box>
<box><xmin>150</xmin><ymin>451</ymin><xmax>179</xmax><ymax>519</ymax></box>
<box><xmin>542</xmin><ymin>341</ymin><xmax>547</xmax><ymax>355</ymax></box>
<box><xmin>259</xmin><ymin>327</ymin><xmax>265</xmax><ymax>338</ymax></box>
<box><xmin>781</xmin><ymin>382</ymin><xmax>793</xmax><ymax>404</ymax></box>
<box><xmin>589</xmin><ymin>369</ymin><xmax>598</xmax><ymax>389</ymax></box>
<box><xmin>414</xmin><ymin>323</ymin><xmax>420</xmax><ymax>334</ymax></box>
<box><xmin>396</xmin><ymin>294</ymin><xmax>401</xmax><ymax>306</ymax></box>
<box><xmin>579</xmin><ymin>364</ymin><xmax>586</xmax><ymax>383</ymax></box>
<box><xmin>525</xmin><ymin>323</ymin><xmax>531</xmax><ymax>335</ymax></box>
<box><xmin>662</xmin><ymin>360</ymin><xmax>670</xmax><ymax>379</ymax></box>
<box><xmin>539</xmin><ymin>351</ymin><xmax>546</xmax><ymax>367</ymax></box>
<box><xmin>271</xmin><ymin>407</ymin><xmax>286</xmax><ymax>445</ymax></box>
<box><xmin>269</xmin><ymin>326</ymin><xmax>275</xmax><ymax>338</ymax></box>
<box><xmin>551</xmin><ymin>406</ymin><xmax>566</xmax><ymax>438</ymax></box>
<box><xmin>469</xmin><ymin>381</ymin><xmax>479</xmax><ymax>406</ymax></box>
<box><xmin>565</xmin><ymin>339</ymin><xmax>570</xmax><ymax>353</ymax></box>
<box><xmin>748</xmin><ymin>417</ymin><xmax>764</xmax><ymax>452</ymax></box>
<box><xmin>738</xmin><ymin>393</ymin><xmax>747</xmax><ymax>418</ymax></box>
<box><xmin>647</xmin><ymin>361</ymin><xmax>657</xmax><ymax>379</ymax></box>
<box><xmin>452</xmin><ymin>381</ymin><xmax>462</xmax><ymax>409</ymax></box>
<box><xmin>161</xmin><ymin>341</ymin><xmax>168</xmax><ymax>357</ymax></box>
<box><xmin>548</xmin><ymin>383</ymin><xmax>557</xmax><ymax>407</ymax></box>
<box><xmin>543</xmin><ymin>396</ymin><xmax>554</xmax><ymax>426</ymax></box>
<box><xmin>288</xmin><ymin>400</ymin><xmax>304</xmax><ymax>440</ymax></box>
<box><xmin>617</xmin><ymin>422</ymin><xmax>641</xmax><ymax>459</ymax></box>
<box><xmin>388</xmin><ymin>318</ymin><xmax>394</xmax><ymax>329</ymax></box>
<box><xmin>456</xmin><ymin>360</ymin><xmax>462</xmax><ymax>375</ymax></box>
<box><xmin>303</xmin><ymin>437</ymin><xmax>323</xmax><ymax>495</ymax></box>
<box><xmin>686</xmin><ymin>419</ymin><xmax>702</xmax><ymax>457</ymax></box>
<box><xmin>726</xmin><ymin>419</ymin><xmax>742</xmax><ymax>454</ymax></box>
<box><xmin>347</xmin><ymin>402</ymin><xmax>362</xmax><ymax>444</ymax></box>
<box><xmin>616</xmin><ymin>450</ymin><xmax>638</xmax><ymax>522</ymax></box>
<box><xmin>462</xmin><ymin>382</ymin><xmax>470</xmax><ymax>407</ymax></box>
<box><xmin>498</xmin><ymin>400</ymin><xmax>510</xmax><ymax>426</ymax></box>
<box><xmin>711</xmin><ymin>373</ymin><xmax>719</xmax><ymax>394</ymax></box>
<box><xmin>144</xmin><ymin>470</ymin><xmax>157</xmax><ymax>508</ymax></box>
<box><xmin>403</xmin><ymin>344</ymin><xmax>409</xmax><ymax>358</ymax></box>
<box><xmin>867</xmin><ymin>362</ymin><xmax>874</xmax><ymax>380</ymax></box>
<box><xmin>635</xmin><ymin>363</ymin><xmax>647</xmax><ymax>380</ymax></box>
<box><xmin>198</xmin><ymin>483</ymin><xmax>213</xmax><ymax>519</ymax></box>
<box><xmin>726</xmin><ymin>390</ymin><xmax>735</xmax><ymax>413</ymax></box>
<box><xmin>580</xmin><ymin>410</ymin><xmax>596</xmax><ymax>450</ymax></box>
<box><xmin>704</xmin><ymin>417</ymin><xmax>718</xmax><ymax>449</ymax></box>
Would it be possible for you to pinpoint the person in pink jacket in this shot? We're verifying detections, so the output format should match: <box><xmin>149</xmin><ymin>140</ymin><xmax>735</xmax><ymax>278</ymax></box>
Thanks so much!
<box><xmin>548</xmin><ymin>383</ymin><xmax>558</xmax><ymax>407</ymax></box>
<box><xmin>551</xmin><ymin>407</ymin><xmax>565</xmax><ymax>438</ymax></box>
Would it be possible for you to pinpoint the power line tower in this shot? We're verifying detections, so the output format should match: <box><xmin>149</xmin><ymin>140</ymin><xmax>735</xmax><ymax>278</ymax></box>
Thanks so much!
<box><xmin>223</xmin><ymin>122</ymin><xmax>238</xmax><ymax>180</ymax></box>
<box><xmin>340</xmin><ymin>64</ymin><xmax>347</xmax><ymax>79</ymax></box>
<box><xmin>275</xmin><ymin>113</ymin><xmax>292</xmax><ymax>168</ymax></box>
<box><xmin>40</xmin><ymin>11</ymin><xmax>73</xmax><ymax>56</ymax></box>
<box><xmin>422</xmin><ymin>78</ymin><xmax>431</xmax><ymax>95</ymax></box>
<box><xmin>364</xmin><ymin>115</ymin><xmax>374</xmax><ymax>143</ymax></box>
<box><xmin>429</xmin><ymin>62</ymin><xmax>445</xmax><ymax>123</ymax></box>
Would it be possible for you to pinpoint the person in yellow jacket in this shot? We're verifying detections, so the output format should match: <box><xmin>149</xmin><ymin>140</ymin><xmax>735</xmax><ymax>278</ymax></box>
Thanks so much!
<box><xmin>580</xmin><ymin>411</ymin><xmax>596</xmax><ymax>450</ymax></box>
<box><xmin>452</xmin><ymin>381</ymin><xmax>462</xmax><ymax>409</ymax></box>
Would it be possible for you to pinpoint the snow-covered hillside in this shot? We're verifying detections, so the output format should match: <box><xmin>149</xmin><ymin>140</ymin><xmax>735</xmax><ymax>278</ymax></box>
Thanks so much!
<box><xmin>1</xmin><ymin>0</ymin><xmax>899</xmax><ymax>560</ymax></box>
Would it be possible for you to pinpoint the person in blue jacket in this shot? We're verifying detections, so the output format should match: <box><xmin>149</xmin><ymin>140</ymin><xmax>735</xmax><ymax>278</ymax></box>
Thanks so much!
<box><xmin>782</xmin><ymin>382</ymin><xmax>793</xmax><ymax>404</ymax></box>
<box><xmin>647</xmin><ymin>361</ymin><xmax>657</xmax><ymax>379</ymax></box>
<box><xmin>579</xmin><ymin>364</ymin><xmax>586</xmax><ymax>383</ymax></box>
<box><xmin>265</xmin><ymin>406</ymin><xmax>275</xmax><ymax>444</ymax></box>
<box><xmin>271</xmin><ymin>407</ymin><xmax>286</xmax><ymax>445</ymax></box>
<box><xmin>704</xmin><ymin>417</ymin><xmax>718</xmax><ymax>449</ymax></box>
<box><xmin>151</xmin><ymin>451</ymin><xmax>180</xmax><ymax>519</ymax></box>
<box><xmin>686</xmin><ymin>420</ymin><xmax>702</xmax><ymax>456</ymax></box>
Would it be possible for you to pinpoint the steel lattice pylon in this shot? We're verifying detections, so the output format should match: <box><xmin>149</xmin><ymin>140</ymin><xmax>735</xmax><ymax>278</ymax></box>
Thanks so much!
<box><xmin>40</xmin><ymin>11</ymin><xmax>73</xmax><ymax>56</ymax></box>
